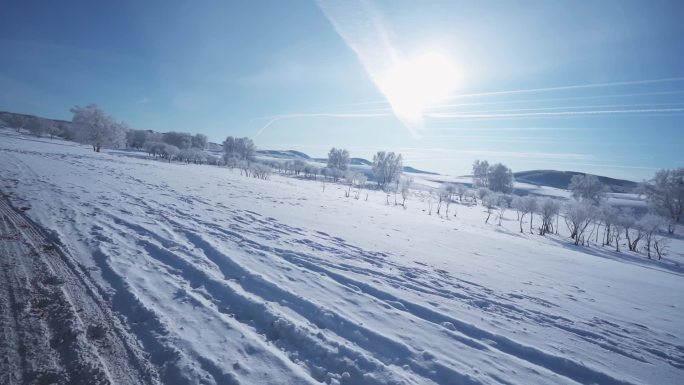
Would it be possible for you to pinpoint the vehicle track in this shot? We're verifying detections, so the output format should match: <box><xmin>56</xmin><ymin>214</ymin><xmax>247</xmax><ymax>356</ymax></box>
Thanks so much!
<box><xmin>0</xmin><ymin>196</ymin><xmax>160</xmax><ymax>385</ymax></box>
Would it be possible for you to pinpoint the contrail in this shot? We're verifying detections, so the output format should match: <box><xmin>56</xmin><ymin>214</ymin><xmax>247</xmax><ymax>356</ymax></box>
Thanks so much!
<box><xmin>428</xmin><ymin>90</ymin><xmax>684</xmax><ymax>110</ymax></box>
<box><xmin>317</xmin><ymin>80</ymin><xmax>684</xmax><ymax>112</ymax></box>
<box><xmin>254</xmin><ymin>111</ymin><xmax>392</xmax><ymax>138</ymax></box>
<box><xmin>429</xmin><ymin>102</ymin><xmax>684</xmax><ymax>115</ymax></box>
<box><xmin>442</xmin><ymin>77</ymin><xmax>684</xmax><ymax>100</ymax></box>
<box><xmin>428</xmin><ymin>107</ymin><xmax>684</xmax><ymax>120</ymax></box>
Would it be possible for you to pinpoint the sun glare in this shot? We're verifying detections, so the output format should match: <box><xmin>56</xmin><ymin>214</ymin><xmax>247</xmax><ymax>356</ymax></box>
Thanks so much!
<box><xmin>378</xmin><ymin>51</ymin><xmax>459</xmax><ymax>127</ymax></box>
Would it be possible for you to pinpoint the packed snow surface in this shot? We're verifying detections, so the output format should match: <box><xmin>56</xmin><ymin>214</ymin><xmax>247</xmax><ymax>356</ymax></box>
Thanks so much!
<box><xmin>1</xmin><ymin>131</ymin><xmax>683</xmax><ymax>385</ymax></box>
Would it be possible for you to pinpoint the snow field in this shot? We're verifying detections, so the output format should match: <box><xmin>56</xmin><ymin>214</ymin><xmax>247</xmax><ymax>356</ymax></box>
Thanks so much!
<box><xmin>1</xmin><ymin>131</ymin><xmax>683</xmax><ymax>385</ymax></box>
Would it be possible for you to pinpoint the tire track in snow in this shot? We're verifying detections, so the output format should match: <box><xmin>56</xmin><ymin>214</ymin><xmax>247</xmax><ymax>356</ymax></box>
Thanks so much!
<box><xmin>96</xmin><ymin>213</ymin><xmax>403</xmax><ymax>385</ymax></box>
<box><xmin>0</xmin><ymin>195</ymin><xmax>161</xmax><ymax>385</ymax></box>
<box><xmin>139</xmin><ymin>240</ymin><xmax>413</xmax><ymax>385</ymax></box>
<box><xmin>157</xmin><ymin>207</ymin><xmax>638</xmax><ymax>385</ymax></box>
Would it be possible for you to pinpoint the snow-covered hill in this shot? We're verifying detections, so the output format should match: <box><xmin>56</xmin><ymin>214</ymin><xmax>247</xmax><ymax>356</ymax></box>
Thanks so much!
<box><xmin>1</xmin><ymin>131</ymin><xmax>682</xmax><ymax>385</ymax></box>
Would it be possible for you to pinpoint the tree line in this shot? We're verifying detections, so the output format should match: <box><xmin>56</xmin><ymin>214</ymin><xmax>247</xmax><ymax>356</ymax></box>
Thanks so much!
<box><xmin>6</xmin><ymin>104</ymin><xmax>680</xmax><ymax>259</ymax></box>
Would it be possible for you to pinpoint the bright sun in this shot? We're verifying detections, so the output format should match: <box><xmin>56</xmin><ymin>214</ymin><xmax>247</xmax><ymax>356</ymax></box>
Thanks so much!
<box><xmin>378</xmin><ymin>51</ymin><xmax>459</xmax><ymax>127</ymax></box>
<box><xmin>377</xmin><ymin>51</ymin><xmax>458</xmax><ymax>126</ymax></box>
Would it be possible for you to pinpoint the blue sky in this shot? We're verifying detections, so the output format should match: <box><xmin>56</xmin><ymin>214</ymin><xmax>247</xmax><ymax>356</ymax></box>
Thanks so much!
<box><xmin>1</xmin><ymin>0</ymin><xmax>683</xmax><ymax>180</ymax></box>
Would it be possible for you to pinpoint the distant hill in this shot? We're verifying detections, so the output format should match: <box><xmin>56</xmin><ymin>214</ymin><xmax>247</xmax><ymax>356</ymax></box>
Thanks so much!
<box><xmin>403</xmin><ymin>166</ymin><xmax>439</xmax><ymax>175</ymax></box>
<box><xmin>514</xmin><ymin>170</ymin><xmax>639</xmax><ymax>193</ymax></box>
<box><xmin>264</xmin><ymin>151</ymin><xmax>439</xmax><ymax>176</ymax></box>
<box><xmin>257</xmin><ymin>150</ymin><xmax>311</xmax><ymax>160</ymax></box>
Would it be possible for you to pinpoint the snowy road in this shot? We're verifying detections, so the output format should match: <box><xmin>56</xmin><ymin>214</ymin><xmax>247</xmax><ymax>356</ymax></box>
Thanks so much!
<box><xmin>0</xmin><ymin>196</ymin><xmax>159</xmax><ymax>385</ymax></box>
<box><xmin>1</xmin><ymin>132</ymin><xmax>683</xmax><ymax>385</ymax></box>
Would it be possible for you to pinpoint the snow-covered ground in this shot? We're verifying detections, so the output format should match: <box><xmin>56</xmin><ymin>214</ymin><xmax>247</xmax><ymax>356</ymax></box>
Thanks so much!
<box><xmin>1</xmin><ymin>130</ymin><xmax>683</xmax><ymax>385</ymax></box>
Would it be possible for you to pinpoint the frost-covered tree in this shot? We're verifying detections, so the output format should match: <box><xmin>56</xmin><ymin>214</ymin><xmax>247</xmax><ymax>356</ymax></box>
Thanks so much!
<box><xmin>327</xmin><ymin>148</ymin><xmax>350</xmax><ymax>172</ymax></box>
<box><xmin>178</xmin><ymin>148</ymin><xmax>207</xmax><ymax>164</ymax></box>
<box><xmin>290</xmin><ymin>159</ymin><xmax>306</xmax><ymax>175</ymax></box>
<box><xmin>513</xmin><ymin>196</ymin><xmax>537</xmax><ymax>233</ymax></box>
<box><xmin>206</xmin><ymin>154</ymin><xmax>220</xmax><ymax>166</ymax></box>
<box><xmin>436</xmin><ymin>185</ymin><xmax>448</xmax><ymax>215</ymax></box>
<box><xmin>399</xmin><ymin>177</ymin><xmax>413</xmax><ymax>207</ymax></box>
<box><xmin>639</xmin><ymin>214</ymin><xmax>668</xmax><ymax>259</ymax></box>
<box><xmin>482</xmin><ymin>193</ymin><xmax>500</xmax><ymax>224</ymax></box>
<box><xmin>344</xmin><ymin>171</ymin><xmax>361</xmax><ymax>198</ymax></box>
<box><xmin>324</xmin><ymin>166</ymin><xmax>344</xmax><ymax>182</ymax></box>
<box><xmin>536</xmin><ymin>198</ymin><xmax>560</xmax><ymax>236</ymax></box>
<box><xmin>456</xmin><ymin>184</ymin><xmax>466</xmax><ymax>202</ymax></box>
<box><xmin>436</xmin><ymin>184</ymin><xmax>457</xmax><ymax>216</ymax></box>
<box><xmin>569</xmin><ymin>174</ymin><xmax>606</xmax><ymax>204</ymax></box>
<box><xmin>126</xmin><ymin>129</ymin><xmax>150</xmax><ymax>149</ymax></box>
<box><xmin>563</xmin><ymin>200</ymin><xmax>594</xmax><ymax>244</ymax></box>
<box><xmin>477</xmin><ymin>187</ymin><xmax>490</xmax><ymax>202</ymax></box>
<box><xmin>5</xmin><ymin>114</ymin><xmax>31</xmax><ymax>133</ymax></box>
<box><xmin>250</xmin><ymin>163</ymin><xmax>272</xmax><ymax>180</ymax></box>
<box><xmin>641</xmin><ymin>168</ymin><xmax>684</xmax><ymax>233</ymax></box>
<box><xmin>145</xmin><ymin>141</ymin><xmax>168</xmax><ymax>157</ymax></box>
<box><xmin>372</xmin><ymin>151</ymin><xmax>403</xmax><ymax>189</ymax></box>
<box><xmin>599</xmin><ymin>204</ymin><xmax>620</xmax><ymax>246</ymax></box>
<box><xmin>163</xmin><ymin>131</ymin><xmax>193</xmax><ymax>149</ymax></box>
<box><xmin>191</xmin><ymin>133</ymin><xmax>208</xmax><ymax>149</ymax></box>
<box><xmin>612</xmin><ymin>208</ymin><xmax>635</xmax><ymax>252</ymax></box>
<box><xmin>71</xmin><ymin>104</ymin><xmax>127</xmax><ymax>152</ymax></box>
<box><xmin>44</xmin><ymin>120</ymin><xmax>60</xmax><ymax>139</ymax></box>
<box><xmin>223</xmin><ymin>136</ymin><xmax>256</xmax><ymax>161</ymax></box>
<box><xmin>487</xmin><ymin>163</ymin><xmax>514</xmax><ymax>194</ymax></box>
<box><xmin>472</xmin><ymin>160</ymin><xmax>489</xmax><ymax>188</ymax></box>
<box><xmin>620</xmin><ymin>208</ymin><xmax>643</xmax><ymax>252</ymax></box>
<box><xmin>160</xmin><ymin>144</ymin><xmax>179</xmax><ymax>162</ymax></box>
<box><xmin>27</xmin><ymin>118</ymin><xmax>49</xmax><ymax>137</ymax></box>
<box><xmin>354</xmin><ymin>174</ymin><xmax>368</xmax><ymax>199</ymax></box>
<box><xmin>304</xmin><ymin>165</ymin><xmax>320</xmax><ymax>180</ymax></box>
<box><xmin>426</xmin><ymin>189</ymin><xmax>434</xmax><ymax>215</ymax></box>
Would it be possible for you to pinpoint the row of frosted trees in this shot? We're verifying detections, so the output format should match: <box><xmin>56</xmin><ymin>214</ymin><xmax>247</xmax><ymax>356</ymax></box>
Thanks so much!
<box><xmin>447</xmin><ymin>171</ymin><xmax>677</xmax><ymax>260</ymax></box>
<box><xmin>60</xmin><ymin>104</ymin><xmax>682</xmax><ymax>259</ymax></box>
